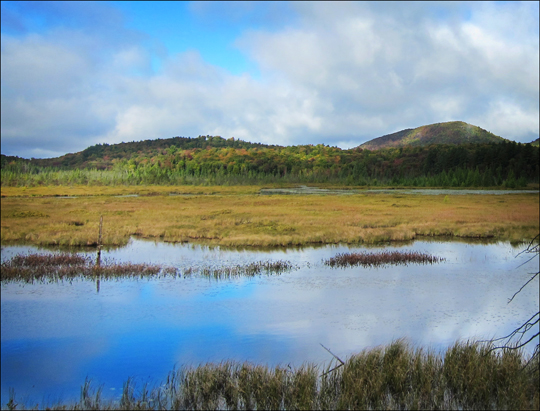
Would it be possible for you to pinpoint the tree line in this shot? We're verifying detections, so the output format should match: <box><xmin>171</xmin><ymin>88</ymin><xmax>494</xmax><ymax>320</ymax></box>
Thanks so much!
<box><xmin>1</xmin><ymin>138</ymin><xmax>538</xmax><ymax>188</ymax></box>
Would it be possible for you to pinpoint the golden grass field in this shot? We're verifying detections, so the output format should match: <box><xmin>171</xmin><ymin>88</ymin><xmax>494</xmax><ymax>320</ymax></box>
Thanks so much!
<box><xmin>1</xmin><ymin>185</ymin><xmax>538</xmax><ymax>247</ymax></box>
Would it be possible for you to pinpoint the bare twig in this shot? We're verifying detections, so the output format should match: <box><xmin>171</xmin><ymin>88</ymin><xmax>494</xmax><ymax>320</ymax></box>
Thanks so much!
<box><xmin>516</xmin><ymin>234</ymin><xmax>539</xmax><ymax>258</ymax></box>
<box><xmin>508</xmin><ymin>272</ymin><xmax>539</xmax><ymax>303</ymax></box>
<box><xmin>488</xmin><ymin>235</ymin><xmax>539</xmax><ymax>363</ymax></box>
<box><xmin>515</xmin><ymin>253</ymin><xmax>539</xmax><ymax>269</ymax></box>
<box><xmin>319</xmin><ymin>343</ymin><xmax>345</xmax><ymax>365</ymax></box>
<box><xmin>320</xmin><ymin>343</ymin><xmax>345</xmax><ymax>377</ymax></box>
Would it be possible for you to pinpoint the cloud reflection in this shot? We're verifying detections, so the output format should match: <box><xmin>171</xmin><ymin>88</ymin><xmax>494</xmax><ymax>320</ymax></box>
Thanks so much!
<box><xmin>1</xmin><ymin>239</ymin><xmax>538</xmax><ymax>404</ymax></box>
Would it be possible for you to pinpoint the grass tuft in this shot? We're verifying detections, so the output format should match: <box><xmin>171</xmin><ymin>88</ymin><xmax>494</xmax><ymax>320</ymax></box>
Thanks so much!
<box><xmin>183</xmin><ymin>260</ymin><xmax>298</xmax><ymax>279</ymax></box>
<box><xmin>324</xmin><ymin>250</ymin><xmax>444</xmax><ymax>268</ymax></box>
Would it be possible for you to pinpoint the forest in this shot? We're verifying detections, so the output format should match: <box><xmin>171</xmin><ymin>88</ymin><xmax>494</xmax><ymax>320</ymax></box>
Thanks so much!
<box><xmin>1</xmin><ymin>136</ymin><xmax>538</xmax><ymax>188</ymax></box>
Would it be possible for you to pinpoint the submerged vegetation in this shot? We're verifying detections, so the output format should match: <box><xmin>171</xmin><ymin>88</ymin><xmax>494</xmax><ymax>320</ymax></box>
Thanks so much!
<box><xmin>325</xmin><ymin>250</ymin><xmax>444</xmax><ymax>268</ymax></box>
<box><xmin>3</xmin><ymin>340</ymin><xmax>538</xmax><ymax>410</ymax></box>
<box><xmin>0</xmin><ymin>253</ymin><xmax>297</xmax><ymax>283</ymax></box>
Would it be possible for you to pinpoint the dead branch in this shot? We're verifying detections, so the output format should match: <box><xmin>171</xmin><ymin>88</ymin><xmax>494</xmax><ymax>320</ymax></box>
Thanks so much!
<box><xmin>320</xmin><ymin>343</ymin><xmax>345</xmax><ymax>377</ymax></box>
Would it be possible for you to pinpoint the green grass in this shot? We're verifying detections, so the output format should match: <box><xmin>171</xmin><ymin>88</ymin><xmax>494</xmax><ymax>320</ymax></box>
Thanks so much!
<box><xmin>3</xmin><ymin>340</ymin><xmax>538</xmax><ymax>410</ymax></box>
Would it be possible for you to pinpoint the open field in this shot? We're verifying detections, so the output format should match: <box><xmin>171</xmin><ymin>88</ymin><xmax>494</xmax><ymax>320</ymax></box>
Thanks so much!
<box><xmin>0</xmin><ymin>184</ymin><xmax>262</xmax><ymax>197</ymax></box>
<box><xmin>3</xmin><ymin>340</ymin><xmax>538</xmax><ymax>410</ymax></box>
<box><xmin>1</xmin><ymin>185</ymin><xmax>538</xmax><ymax>247</ymax></box>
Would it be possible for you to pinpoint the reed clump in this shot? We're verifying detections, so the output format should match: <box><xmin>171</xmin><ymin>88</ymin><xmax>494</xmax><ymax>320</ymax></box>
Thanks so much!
<box><xmin>183</xmin><ymin>260</ymin><xmax>297</xmax><ymax>279</ymax></box>
<box><xmin>0</xmin><ymin>254</ymin><xmax>296</xmax><ymax>283</ymax></box>
<box><xmin>3</xmin><ymin>340</ymin><xmax>538</xmax><ymax>410</ymax></box>
<box><xmin>325</xmin><ymin>250</ymin><xmax>444</xmax><ymax>268</ymax></box>
<box><xmin>0</xmin><ymin>253</ymin><xmax>180</xmax><ymax>283</ymax></box>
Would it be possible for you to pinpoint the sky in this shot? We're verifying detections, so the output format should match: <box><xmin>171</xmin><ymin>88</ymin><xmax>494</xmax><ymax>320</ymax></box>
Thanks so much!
<box><xmin>1</xmin><ymin>1</ymin><xmax>539</xmax><ymax>159</ymax></box>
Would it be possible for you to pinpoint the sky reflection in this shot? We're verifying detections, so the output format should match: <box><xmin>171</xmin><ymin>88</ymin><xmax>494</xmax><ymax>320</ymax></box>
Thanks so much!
<box><xmin>1</xmin><ymin>239</ymin><xmax>538</xmax><ymax>405</ymax></box>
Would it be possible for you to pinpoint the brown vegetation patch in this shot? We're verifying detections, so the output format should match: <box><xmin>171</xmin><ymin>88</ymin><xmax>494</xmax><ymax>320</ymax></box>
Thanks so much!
<box><xmin>0</xmin><ymin>254</ymin><xmax>297</xmax><ymax>283</ymax></box>
<box><xmin>8</xmin><ymin>210</ymin><xmax>49</xmax><ymax>218</ymax></box>
<box><xmin>183</xmin><ymin>260</ymin><xmax>297</xmax><ymax>279</ymax></box>
<box><xmin>325</xmin><ymin>251</ymin><xmax>444</xmax><ymax>268</ymax></box>
<box><xmin>0</xmin><ymin>253</ymin><xmax>178</xmax><ymax>283</ymax></box>
<box><xmin>1</xmin><ymin>189</ymin><xmax>538</xmax><ymax>247</ymax></box>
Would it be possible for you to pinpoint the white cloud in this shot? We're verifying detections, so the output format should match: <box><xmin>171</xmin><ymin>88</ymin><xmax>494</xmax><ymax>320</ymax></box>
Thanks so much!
<box><xmin>469</xmin><ymin>100</ymin><xmax>540</xmax><ymax>142</ymax></box>
<box><xmin>1</xmin><ymin>1</ymin><xmax>538</xmax><ymax>158</ymax></box>
<box><xmin>239</xmin><ymin>2</ymin><xmax>538</xmax><ymax>140</ymax></box>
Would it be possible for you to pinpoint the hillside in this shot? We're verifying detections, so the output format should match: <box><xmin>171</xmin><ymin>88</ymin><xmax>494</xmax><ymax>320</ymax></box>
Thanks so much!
<box><xmin>30</xmin><ymin>135</ymin><xmax>280</xmax><ymax>170</ymax></box>
<box><xmin>2</xmin><ymin>120</ymin><xmax>538</xmax><ymax>189</ymax></box>
<box><xmin>359</xmin><ymin>121</ymin><xmax>507</xmax><ymax>150</ymax></box>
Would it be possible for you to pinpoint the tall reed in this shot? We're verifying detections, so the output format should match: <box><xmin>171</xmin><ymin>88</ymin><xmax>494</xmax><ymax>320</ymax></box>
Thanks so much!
<box><xmin>3</xmin><ymin>340</ymin><xmax>538</xmax><ymax>410</ymax></box>
<box><xmin>325</xmin><ymin>250</ymin><xmax>444</xmax><ymax>268</ymax></box>
<box><xmin>0</xmin><ymin>254</ymin><xmax>296</xmax><ymax>283</ymax></box>
<box><xmin>183</xmin><ymin>260</ymin><xmax>297</xmax><ymax>279</ymax></box>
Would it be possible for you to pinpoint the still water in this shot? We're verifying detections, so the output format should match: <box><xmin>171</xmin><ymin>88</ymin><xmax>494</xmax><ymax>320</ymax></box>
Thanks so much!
<box><xmin>1</xmin><ymin>238</ymin><xmax>538</xmax><ymax>405</ymax></box>
<box><xmin>260</xmin><ymin>186</ymin><xmax>540</xmax><ymax>195</ymax></box>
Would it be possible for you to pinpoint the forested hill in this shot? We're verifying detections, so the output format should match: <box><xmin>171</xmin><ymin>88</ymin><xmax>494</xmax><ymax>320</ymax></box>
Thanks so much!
<box><xmin>28</xmin><ymin>135</ymin><xmax>280</xmax><ymax>170</ymax></box>
<box><xmin>2</xmin><ymin>138</ymin><xmax>538</xmax><ymax>188</ymax></box>
<box><xmin>0</xmin><ymin>122</ymin><xmax>513</xmax><ymax>170</ymax></box>
<box><xmin>2</xmin><ymin>121</ymin><xmax>539</xmax><ymax>188</ymax></box>
<box><xmin>359</xmin><ymin>121</ymin><xmax>507</xmax><ymax>150</ymax></box>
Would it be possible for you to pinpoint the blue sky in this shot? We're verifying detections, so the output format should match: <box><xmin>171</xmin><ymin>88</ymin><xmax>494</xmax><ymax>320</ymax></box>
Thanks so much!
<box><xmin>1</xmin><ymin>1</ymin><xmax>539</xmax><ymax>158</ymax></box>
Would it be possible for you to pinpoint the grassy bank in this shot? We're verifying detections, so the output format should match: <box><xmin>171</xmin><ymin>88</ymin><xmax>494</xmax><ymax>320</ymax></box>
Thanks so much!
<box><xmin>1</xmin><ymin>186</ymin><xmax>538</xmax><ymax>247</ymax></box>
<box><xmin>3</xmin><ymin>340</ymin><xmax>538</xmax><ymax>410</ymax></box>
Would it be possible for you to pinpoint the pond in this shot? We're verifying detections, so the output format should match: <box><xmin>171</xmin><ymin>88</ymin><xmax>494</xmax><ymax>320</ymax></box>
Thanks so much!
<box><xmin>260</xmin><ymin>186</ymin><xmax>540</xmax><ymax>195</ymax></box>
<box><xmin>1</xmin><ymin>238</ymin><xmax>538</xmax><ymax>406</ymax></box>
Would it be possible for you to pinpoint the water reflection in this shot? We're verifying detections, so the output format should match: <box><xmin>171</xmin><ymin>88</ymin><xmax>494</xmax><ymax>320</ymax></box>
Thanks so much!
<box><xmin>260</xmin><ymin>186</ymin><xmax>540</xmax><ymax>195</ymax></box>
<box><xmin>1</xmin><ymin>239</ymin><xmax>538</xmax><ymax>405</ymax></box>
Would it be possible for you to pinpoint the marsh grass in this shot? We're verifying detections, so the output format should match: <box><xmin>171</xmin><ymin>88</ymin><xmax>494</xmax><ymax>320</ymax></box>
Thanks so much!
<box><xmin>183</xmin><ymin>260</ymin><xmax>297</xmax><ymax>279</ymax></box>
<box><xmin>0</xmin><ymin>253</ymin><xmax>176</xmax><ymax>283</ymax></box>
<box><xmin>324</xmin><ymin>250</ymin><xmax>444</xmax><ymax>268</ymax></box>
<box><xmin>1</xmin><ymin>187</ymin><xmax>538</xmax><ymax>247</ymax></box>
<box><xmin>0</xmin><ymin>185</ymin><xmax>262</xmax><ymax>198</ymax></box>
<box><xmin>0</xmin><ymin>254</ymin><xmax>296</xmax><ymax>283</ymax></box>
<box><xmin>3</xmin><ymin>340</ymin><xmax>538</xmax><ymax>410</ymax></box>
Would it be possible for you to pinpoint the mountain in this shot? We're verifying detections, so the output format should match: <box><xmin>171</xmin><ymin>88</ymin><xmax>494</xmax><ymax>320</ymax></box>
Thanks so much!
<box><xmin>2</xmin><ymin>128</ymin><xmax>538</xmax><ymax>189</ymax></box>
<box><xmin>530</xmin><ymin>138</ymin><xmax>539</xmax><ymax>147</ymax></box>
<box><xmin>359</xmin><ymin>121</ymin><xmax>508</xmax><ymax>150</ymax></box>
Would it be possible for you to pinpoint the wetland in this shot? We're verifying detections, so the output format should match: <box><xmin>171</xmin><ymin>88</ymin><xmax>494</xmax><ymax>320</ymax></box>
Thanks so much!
<box><xmin>1</xmin><ymin>238</ymin><xmax>539</xmax><ymax>408</ymax></box>
<box><xmin>1</xmin><ymin>186</ymin><xmax>539</xmax><ymax>409</ymax></box>
<box><xmin>1</xmin><ymin>186</ymin><xmax>538</xmax><ymax>247</ymax></box>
